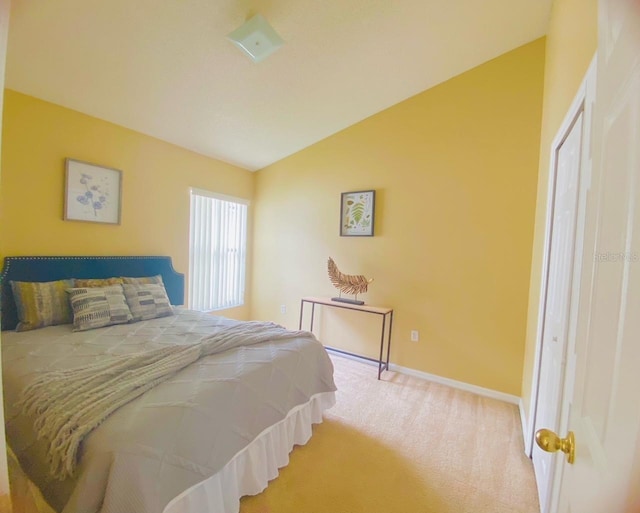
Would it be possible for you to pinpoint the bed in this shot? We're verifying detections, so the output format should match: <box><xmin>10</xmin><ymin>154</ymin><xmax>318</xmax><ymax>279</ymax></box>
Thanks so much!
<box><xmin>1</xmin><ymin>256</ymin><xmax>336</xmax><ymax>513</ymax></box>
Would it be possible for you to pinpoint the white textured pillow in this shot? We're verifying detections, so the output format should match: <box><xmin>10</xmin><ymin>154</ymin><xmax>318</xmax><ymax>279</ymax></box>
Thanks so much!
<box><xmin>123</xmin><ymin>283</ymin><xmax>173</xmax><ymax>322</ymax></box>
<box><xmin>68</xmin><ymin>285</ymin><xmax>133</xmax><ymax>332</ymax></box>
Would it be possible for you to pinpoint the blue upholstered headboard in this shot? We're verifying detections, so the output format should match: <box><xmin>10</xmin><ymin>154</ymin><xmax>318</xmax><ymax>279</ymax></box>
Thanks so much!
<box><xmin>0</xmin><ymin>256</ymin><xmax>185</xmax><ymax>331</ymax></box>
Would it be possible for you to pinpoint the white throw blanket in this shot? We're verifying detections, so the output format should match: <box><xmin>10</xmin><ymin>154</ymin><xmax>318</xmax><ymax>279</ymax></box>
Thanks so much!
<box><xmin>19</xmin><ymin>321</ymin><xmax>316</xmax><ymax>480</ymax></box>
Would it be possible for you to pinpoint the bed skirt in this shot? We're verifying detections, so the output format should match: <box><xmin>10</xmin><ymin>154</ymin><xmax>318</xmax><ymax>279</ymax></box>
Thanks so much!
<box><xmin>9</xmin><ymin>391</ymin><xmax>336</xmax><ymax>513</ymax></box>
<box><xmin>164</xmin><ymin>390</ymin><xmax>336</xmax><ymax>513</ymax></box>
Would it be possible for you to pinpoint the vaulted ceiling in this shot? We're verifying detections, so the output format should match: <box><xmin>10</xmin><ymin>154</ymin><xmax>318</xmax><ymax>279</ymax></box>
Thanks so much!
<box><xmin>6</xmin><ymin>1</ymin><xmax>552</xmax><ymax>171</ymax></box>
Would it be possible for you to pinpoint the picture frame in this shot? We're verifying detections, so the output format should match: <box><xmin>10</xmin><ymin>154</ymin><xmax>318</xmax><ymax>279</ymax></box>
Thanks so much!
<box><xmin>64</xmin><ymin>159</ymin><xmax>122</xmax><ymax>225</ymax></box>
<box><xmin>340</xmin><ymin>190</ymin><xmax>375</xmax><ymax>236</ymax></box>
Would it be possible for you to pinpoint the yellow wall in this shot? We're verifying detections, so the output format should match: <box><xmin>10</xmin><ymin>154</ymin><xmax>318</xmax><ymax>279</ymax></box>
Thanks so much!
<box><xmin>0</xmin><ymin>90</ymin><xmax>254</xmax><ymax>320</ymax></box>
<box><xmin>2</xmin><ymin>24</ymin><xmax>590</xmax><ymax>400</ymax></box>
<box><xmin>252</xmin><ymin>39</ymin><xmax>545</xmax><ymax>396</ymax></box>
<box><xmin>520</xmin><ymin>0</ymin><xmax>597</xmax><ymax>420</ymax></box>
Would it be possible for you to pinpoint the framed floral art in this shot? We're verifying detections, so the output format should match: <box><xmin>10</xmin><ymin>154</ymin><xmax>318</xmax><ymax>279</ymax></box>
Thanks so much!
<box><xmin>340</xmin><ymin>190</ymin><xmax>375</xmax><ymax>236</ymax></box>
<box><xmin>64</xmin><ymin>159</ymin><xmax>122</xmax><ymax>224</ymax></box>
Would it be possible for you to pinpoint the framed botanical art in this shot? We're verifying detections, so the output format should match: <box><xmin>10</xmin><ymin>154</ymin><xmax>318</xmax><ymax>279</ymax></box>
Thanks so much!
<box><xmin>340</xmin><ymin>190</ymin><xmax>375</xmax><ymax>236</ymax></box>
<box><xmin>64</xmin><ymin>159</ymin><xmax>122</xmax><ymax>224</ymax></box>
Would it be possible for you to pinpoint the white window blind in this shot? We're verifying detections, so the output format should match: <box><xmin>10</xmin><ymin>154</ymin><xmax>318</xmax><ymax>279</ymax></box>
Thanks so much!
<box><xmin>189</xmin><ymin>189</ymin><xmax>248</xmax><ymax>311</ymax></box>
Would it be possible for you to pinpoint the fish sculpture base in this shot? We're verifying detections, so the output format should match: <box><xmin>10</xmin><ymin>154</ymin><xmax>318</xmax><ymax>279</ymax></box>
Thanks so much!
<box><xmin>331</xmin><ymin>297</ymin><xmax>365</xmax><ymax>306</ymax></box>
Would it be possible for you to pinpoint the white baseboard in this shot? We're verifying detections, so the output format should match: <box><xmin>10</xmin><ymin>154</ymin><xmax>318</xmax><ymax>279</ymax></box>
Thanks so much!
<box><xmin>519</xmin><ymin>398</ymin><xmax>532</xmax><ymax>456</ymax></box>
<box><xmin>327</xmin><ymin>350</ymin><xmax>521</xmax><ymax>405</ymax></box>
<box><xmin>387</xmin><ymin>362</ymin><xmax>520</xmax><ymax>405</ymax></box>
<box><xmin>326</xmin><ymin>349</ymin><xmax>380</xmax><ymax>367</ymax></box>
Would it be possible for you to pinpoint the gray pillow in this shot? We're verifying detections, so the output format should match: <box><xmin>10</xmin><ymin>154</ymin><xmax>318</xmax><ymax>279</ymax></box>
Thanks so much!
<box><xmin>123</xmin><ymin>283</ymin><xmax>173</xmax><ymax>322</ymax></box>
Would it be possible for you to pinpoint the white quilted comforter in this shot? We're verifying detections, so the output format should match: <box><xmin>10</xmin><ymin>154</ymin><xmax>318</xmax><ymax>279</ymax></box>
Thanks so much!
<box><xmin>2</xmin><ymin>309</ymin><xmax>336</xmax><ymax>513</ymax></box>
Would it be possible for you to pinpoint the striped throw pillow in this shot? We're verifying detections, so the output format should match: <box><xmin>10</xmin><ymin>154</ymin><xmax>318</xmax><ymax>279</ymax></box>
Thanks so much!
<box><xmin>123</xmin><ymin>283</ymin><xmax>173</xmax><ymax>322</ymax></box>
<box><xmin>10</xmin><ymin>279</ymin><xmax>74</xmax><ymax>332</ymax></box>
<box><xmin>68</xmin><ymin>285</ymin><xmax>133</xmax><ymax>332</ymax></box>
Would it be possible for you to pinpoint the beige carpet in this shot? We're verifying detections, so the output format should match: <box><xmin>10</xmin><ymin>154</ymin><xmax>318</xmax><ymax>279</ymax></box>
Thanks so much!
<box><xmin>240</xmin><ymin>354</ymin><xmax>540</xmax><ymax>513</ymax></box>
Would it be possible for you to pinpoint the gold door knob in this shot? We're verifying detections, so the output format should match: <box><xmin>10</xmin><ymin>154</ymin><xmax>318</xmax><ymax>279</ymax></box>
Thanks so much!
<box><xmin>535</xmin><ymin>428</ymin><xmax>575</xmax><ymax>464</ymax></box>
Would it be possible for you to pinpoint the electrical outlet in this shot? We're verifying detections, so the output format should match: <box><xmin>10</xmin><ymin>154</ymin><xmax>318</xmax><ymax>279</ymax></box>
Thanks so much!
<box><xmin>280</xmin><ymin>304</ymin><xmax>287</xmax><ymax>314</ymax></box>
<box><xmin>411</xmin><ymin>330</ymin><xmax>419</xmax><ymax>342</ymax></box>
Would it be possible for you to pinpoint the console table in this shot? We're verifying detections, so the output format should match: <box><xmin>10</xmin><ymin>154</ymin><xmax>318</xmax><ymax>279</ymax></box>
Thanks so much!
<box><xmin>298</xmin><ymin>296</ymin><xmax>393</xmax><ymax>379</ymax></box>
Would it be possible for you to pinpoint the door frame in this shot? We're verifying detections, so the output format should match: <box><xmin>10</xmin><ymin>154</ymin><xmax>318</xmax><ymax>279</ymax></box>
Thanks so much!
<box><xmin>0</xmin><ymin>0</ymin><xmax>12</xmax><ymax>506</ymax></box>
<box><xmin>525</xmin><ymin>56</ymin><xmax>597</xmax><ymax>458</ymax></box>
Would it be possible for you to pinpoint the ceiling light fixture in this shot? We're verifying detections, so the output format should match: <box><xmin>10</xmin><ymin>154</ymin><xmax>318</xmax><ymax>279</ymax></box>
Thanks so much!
<box><xmin>227</xmin><ymin>14</ymin><xmax>284</xmax><ymax>63</ymax></box>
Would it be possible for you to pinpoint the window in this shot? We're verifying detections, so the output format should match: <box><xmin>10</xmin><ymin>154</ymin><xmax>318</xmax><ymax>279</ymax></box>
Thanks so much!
<box><xmin>189</xmin><ymin>188</ymin><xmax>248</xmax><ymax>311</ymax></box>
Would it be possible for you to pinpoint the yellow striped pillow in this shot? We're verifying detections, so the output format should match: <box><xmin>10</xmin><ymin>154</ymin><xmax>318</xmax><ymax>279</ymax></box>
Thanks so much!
<box><xmin>121</xmin><ymin>275</ymin><xmax>164</xmax><ymax>285</ymax></box>
<box><xmin>10</xmin><ymin>279</ymin><xmax>74</xmax><ymax>332</ymax></box>
<box><xmin>74</xmin><ymin>277</ymin><xmax>124</xmax><ymax>288</ymax></box>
